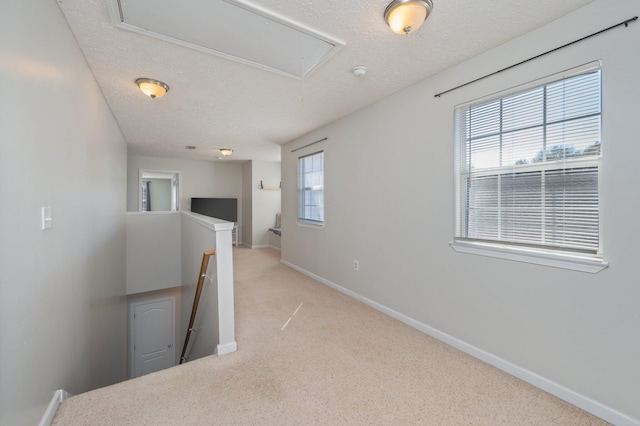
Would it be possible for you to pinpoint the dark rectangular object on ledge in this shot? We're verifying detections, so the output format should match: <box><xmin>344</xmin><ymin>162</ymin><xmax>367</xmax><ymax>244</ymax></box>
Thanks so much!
<box><xmin>191</xmin><ymin>198</ymin><xmax>237</xmax><ymax>223</ymax></box>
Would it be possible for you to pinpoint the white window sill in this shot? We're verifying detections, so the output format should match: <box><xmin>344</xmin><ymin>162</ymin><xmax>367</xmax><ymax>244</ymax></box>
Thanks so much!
<box><xmin>297</xmin><ymin>220</ymin><xmax>324</xmax><ymax>230</ymax></box>
<box><xmin>450</xmin><ymin>240</ymin><xmax>609</xmax><ymax>274</ymax></box>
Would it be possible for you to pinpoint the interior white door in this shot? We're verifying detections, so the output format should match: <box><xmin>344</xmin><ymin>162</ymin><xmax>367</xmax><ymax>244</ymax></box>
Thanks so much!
<box><xmin>133</xmin><ymin>298</ymin><xmax>175</xmax><ymax>377</ymax></box>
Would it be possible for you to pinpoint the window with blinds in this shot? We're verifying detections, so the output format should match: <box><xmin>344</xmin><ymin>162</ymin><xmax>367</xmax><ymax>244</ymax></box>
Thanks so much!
<box><xmin>454</xmin><ymin>67</ymin><xmax>601</xmax><ymax>255</ymax></box>
<box><xmin>298</xmin><ymin>151</ymin><xmax>324</xmax><ymax>225</ymax></box>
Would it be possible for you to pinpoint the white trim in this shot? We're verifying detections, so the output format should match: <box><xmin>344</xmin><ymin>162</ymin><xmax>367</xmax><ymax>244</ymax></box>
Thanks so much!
<box><xmin>280</xmin><ymin>259</ymin><xmax>636</xmax><ymax>426</ymax></box>
<box><xmin>107</xmin><ymin>0</ymin><xmax>344</xmax><ymax>80</ymax></box>
<box><xmin>39</xmin><ymin>389</ymin><xmax>72</xmax><ymax>426</ymax></box>
<box><xmin>217</xmin><ymin>341</ymin><xmax>237</xmax><ymax>356</ymax></box>
<box><xmin>181</xmin><ymin>211</ymin><xmax>235</xmax><ymax>232</ymax></box>
<box><xmin>214</xmin><ymin>229</ymin><xmax>236</xmax><ymax>358</ymax></box>
<box><xmin>138</xmin><ymin>169</ymin><xmax>181</xmax><ymax>212</ymax></box>
<box><xmin>296</xmin><ymin>221</ymin><xmax>325</xmax><ymax>230</ymax></box>
<box><xmin>450</xmin><ymin>240</ymin><xmax>608</xmax><ymax>273</ymax></box>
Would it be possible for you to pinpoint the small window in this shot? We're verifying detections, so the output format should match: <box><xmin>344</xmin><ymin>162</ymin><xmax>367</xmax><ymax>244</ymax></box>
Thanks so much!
<box><xmin>298</xmin><ymin>151</ymin><xmax>324</xmax><ymax>225</ymax></box>
<box><xmin>453</xmin><ymin>66</ymin><xmax>604</xmax><ymax>268</ymax></box>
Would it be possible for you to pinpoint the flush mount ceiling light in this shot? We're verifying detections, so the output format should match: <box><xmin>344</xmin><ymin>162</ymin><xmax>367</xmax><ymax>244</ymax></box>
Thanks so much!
<box><xmin>220</xmin><ymin>148</ymin><xmax>233</xmax><ymax>156</ymax></box>
<box><xmin>384</xmin><ymin>0</ymin><xmax>433</xmax><ymax>35</ymax></box>
<box><xmin>135</xmin><ymin>78</ymin><xmax>169</xmax><ymax>99</ymax></box>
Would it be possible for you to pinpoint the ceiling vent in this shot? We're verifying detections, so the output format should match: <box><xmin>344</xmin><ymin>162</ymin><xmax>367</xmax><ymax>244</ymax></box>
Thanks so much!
<box><xmin>109</xmin><ymin>0</ymin><xmax>344</xmax><ymax>79</ymax></box>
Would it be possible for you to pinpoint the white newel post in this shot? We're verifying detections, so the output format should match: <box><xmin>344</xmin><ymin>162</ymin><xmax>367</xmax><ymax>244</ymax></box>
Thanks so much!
<box><xmin>213</xmin><ymin>222</ymin><xmax>237</xmax><ymax>355</ymax></box>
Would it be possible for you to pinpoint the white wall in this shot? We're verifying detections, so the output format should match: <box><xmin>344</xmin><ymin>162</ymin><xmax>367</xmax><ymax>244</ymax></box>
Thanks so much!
<box><xmin>241</xmin><ymin>161</ymin><xmax>281</xmax><ymax>248</ymax></box>
<box><xmin>251</xmin><ymin>161</ymin><xmax>281</xmax><ymax>248</ymax></box>
<box><xmin>127</xmin><ymin>155</ymin><xmax>243</xmax><ymax>214</ymax></box>
<box><xmin>126</xmin><ymin>213</ymin><xmax>182</xmax><ymax>295</ymax></box>
<box><xmin>0</xmin><ymin>1</ymin><xmax>128</xmax><ymax>424</ymax></box>
<box><xmin>282</xmin><ymin>0</ymin><xmax>640</xmax><ymax>423</ymax></box>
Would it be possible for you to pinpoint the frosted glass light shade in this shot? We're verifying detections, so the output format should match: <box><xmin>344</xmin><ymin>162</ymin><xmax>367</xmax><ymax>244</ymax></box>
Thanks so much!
<box><xmin>384</xmin><ymin>0</ymin><xmax>433</xmax><ymax>35</ymax></box>
<box><xmin>136</xmin><ymin>78</ymin><xmax>169</xmax><ymax>98</ymax></box>
<box><xmin>220</xmin><ymin>149</ymin><xmax>233</xmax><ymax>156</ymax></box>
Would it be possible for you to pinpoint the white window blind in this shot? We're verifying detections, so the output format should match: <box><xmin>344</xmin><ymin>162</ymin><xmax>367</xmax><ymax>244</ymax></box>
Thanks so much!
<box><xmin>298</xmin><ymin>151</ymin><xmax>324</xmax><ymax>224</ymax></box>
<box><xmin>454</xmin><ymin>68</ymin><xmax>601</xmax><ymax>255</ymax></box>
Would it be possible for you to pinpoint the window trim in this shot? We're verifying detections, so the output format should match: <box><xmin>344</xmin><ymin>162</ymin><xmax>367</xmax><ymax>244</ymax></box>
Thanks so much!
<box><xmin>297</xmin><ymin>150</ymin><xmax>325</xmax><ymax>227</ymax></box>
<box><xmin>452</xmin><ymin>62</ymin><xmax>608</xmax><ymax>272</ymax></box>
<box><xmin>450</xmin><ymin>240</ymin><xmax>608</xmax><ymax>273</ymax></box>
<box><xmin>296</xmin><ymin>220</ymin><xmax>325</xmax><ymax>229</ymax></box>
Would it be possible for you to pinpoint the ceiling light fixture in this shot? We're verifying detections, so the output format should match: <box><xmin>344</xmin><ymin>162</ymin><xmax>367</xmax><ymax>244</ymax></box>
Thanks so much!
<box><xmin>384</xmin><ymin>0</ymin><xmax>433</xmax><ymax>35</ymax></box>
<box><xmin>135</xmin><ymin>78</ymin><xmax>169</xmax><ymax>99</ymax></box>
<box><xmin>220</xmin><ymin>148</ymin><xmax>233</xmax><ymax>156</ymax></box>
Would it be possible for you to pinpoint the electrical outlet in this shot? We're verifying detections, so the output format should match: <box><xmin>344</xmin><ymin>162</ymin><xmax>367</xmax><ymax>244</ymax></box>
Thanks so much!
<box><xmin>353</xmin><ymin>259</ymin><xmax>359</xmax><ymax>272</ymax></box>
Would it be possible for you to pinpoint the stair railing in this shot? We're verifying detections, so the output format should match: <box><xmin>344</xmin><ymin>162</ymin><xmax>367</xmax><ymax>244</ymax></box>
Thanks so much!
<box><xmin>180</xmin><ymin>249</ymin><xmax>216</xmax><ymax>364</ymax></box>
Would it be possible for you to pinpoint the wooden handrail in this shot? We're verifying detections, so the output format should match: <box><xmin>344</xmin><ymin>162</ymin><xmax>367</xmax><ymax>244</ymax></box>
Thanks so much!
<box><xmin>180</xmin><ymin>249</ymin><xmax>215</xmax><ymax>364</ymax></box>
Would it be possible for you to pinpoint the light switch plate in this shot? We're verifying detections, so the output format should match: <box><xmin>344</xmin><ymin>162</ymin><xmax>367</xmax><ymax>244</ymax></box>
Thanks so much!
<box><xmin>41</xmin><ymin>207</ymin><xmax>52</xmax><ymax>230</ymax></box>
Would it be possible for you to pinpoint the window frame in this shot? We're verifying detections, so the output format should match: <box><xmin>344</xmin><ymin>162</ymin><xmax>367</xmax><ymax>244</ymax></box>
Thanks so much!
<box><xmin>451</xmin><ymin>62</ymin><xmax>608</xmax><ymax>273</ymax></box>
<box><xmin>297</xmin><ymin>150</ymin><xmax>325</xmax><ymax>227</ymax></box>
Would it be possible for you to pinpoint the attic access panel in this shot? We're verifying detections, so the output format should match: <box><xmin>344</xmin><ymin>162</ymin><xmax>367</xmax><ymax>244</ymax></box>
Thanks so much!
<box><xmin>110</xmin><ymin>0</ymin><xmax>344</xmax><ymax>79</ymax></box>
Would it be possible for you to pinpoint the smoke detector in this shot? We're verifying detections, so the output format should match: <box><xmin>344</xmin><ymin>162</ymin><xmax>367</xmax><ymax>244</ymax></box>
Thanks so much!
<box><xmin>352</xmin><ymin>66</ymin><xmax>367</xmax><ymax>77</ymax></box>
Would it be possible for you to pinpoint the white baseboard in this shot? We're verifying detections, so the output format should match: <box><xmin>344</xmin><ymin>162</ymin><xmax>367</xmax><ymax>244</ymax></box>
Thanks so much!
<box><xmin>39</xmin><ymin>389</ymin><xmax>72</xmax><ymax>426</ymax></box>
<box><xmin>280</xmin><ymin>259</ymin><xmax>639</xmax><ymax>426</ymax></box>
<box><xmin>217</xmin><ymin>341</ymin><xmax>237</xmax><ymax>356</ymax></box>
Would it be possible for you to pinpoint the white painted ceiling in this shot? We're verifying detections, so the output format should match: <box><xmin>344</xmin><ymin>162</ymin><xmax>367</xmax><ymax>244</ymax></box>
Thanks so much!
<box><xmin>56</xmin><ymin>0</ymin><xmax>593</xmax><ymax>163</ymax></box>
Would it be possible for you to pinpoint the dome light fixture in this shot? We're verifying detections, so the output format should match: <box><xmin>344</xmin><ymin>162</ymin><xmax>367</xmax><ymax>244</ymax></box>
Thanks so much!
<box><xmin>220</xmin><ymin>148</ymin><xmax>233</xmax><ymax>156</ymax></box>
<box><xmin>135</xmin><ymin>78</ymin><xmax>169</xmax><ymax>99</ymax></box>
<box><xmin>384</xmin><ymin>0</ymin><xmax>433</xmax><ymax>35</ymax></box>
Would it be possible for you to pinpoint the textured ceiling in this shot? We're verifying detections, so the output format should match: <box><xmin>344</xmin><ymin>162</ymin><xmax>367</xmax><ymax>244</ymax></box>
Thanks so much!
<box><xmin>56</xmin><ymin>0</ymin><xmax>593</xmax><ymax>163</ymax></box>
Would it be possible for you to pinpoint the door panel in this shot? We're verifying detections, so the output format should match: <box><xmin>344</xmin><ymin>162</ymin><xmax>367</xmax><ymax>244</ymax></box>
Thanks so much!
<box><xmin>133</xmin><ymin>298</ymin><xmax>174</xmax><ymax>377</ymax></box>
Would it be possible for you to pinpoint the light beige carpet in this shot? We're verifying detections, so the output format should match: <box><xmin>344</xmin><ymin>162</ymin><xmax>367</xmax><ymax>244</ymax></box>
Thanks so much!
<box><xmin>53</xmin><ymin>247</ymin><xmax>608</xmax><ymax>425</ymax></box>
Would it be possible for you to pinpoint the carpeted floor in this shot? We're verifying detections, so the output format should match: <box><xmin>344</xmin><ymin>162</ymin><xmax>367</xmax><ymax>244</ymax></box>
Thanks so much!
<box><xmin>53</xmin><ymin>247</ymin><xmax>608</xmax><ymax>425</ymax></box>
